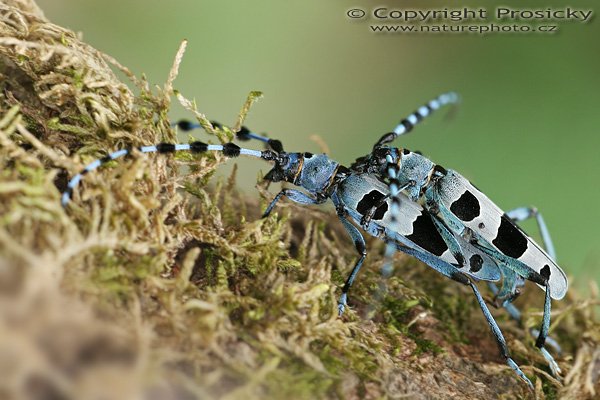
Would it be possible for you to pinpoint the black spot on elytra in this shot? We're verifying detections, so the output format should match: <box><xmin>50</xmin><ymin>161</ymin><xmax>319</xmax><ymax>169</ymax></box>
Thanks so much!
<box><xmin>492</xmin><ymin>216</ymin><xmax>528</xmax><ymax>258</ymax></box>
<box><xmin>356</xmin><ymin>190</ymin><xmax>388</xmax><ymax>220</ymax></box>
<box><xmin>540</xmin><ymin>264</ymin><xmax>551</xmax><ymax>280</ymax></box>
<box><xmin>373</xmin><ymin>204</ymin><xmax>388</xmax><ymax>220</ymax></box>
<box><xmin>469</xmin><ymin>254</ymin><xmax>483</xmax><ymax>273</ymax></box>
<box><xmin>450</xmin><ymin>190</ymin><xmax>481</xmax><ymax>222</ymax></box>
<box><xmin>407</xmin><ymin>212</ymin><xmax>448</xmax><ymax>256</ymax></box>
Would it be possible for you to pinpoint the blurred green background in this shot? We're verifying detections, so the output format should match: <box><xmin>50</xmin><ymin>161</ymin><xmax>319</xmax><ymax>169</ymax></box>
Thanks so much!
<box><xmin>36</xmin><ymin>0</ymin><xmax>600</xmax><ymax>288</ymax></box>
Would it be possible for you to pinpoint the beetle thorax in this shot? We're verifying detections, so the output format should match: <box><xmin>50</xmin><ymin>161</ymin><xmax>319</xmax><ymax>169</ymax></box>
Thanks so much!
<box><xmin>393</xmin><ymin>150</ymin><xmax>435</xmax><ymax>200</ymax></box>
<box><xmin>295</xmin><ymin>153</ymin><xmax>339</xmax><ymax>193</ymax></box>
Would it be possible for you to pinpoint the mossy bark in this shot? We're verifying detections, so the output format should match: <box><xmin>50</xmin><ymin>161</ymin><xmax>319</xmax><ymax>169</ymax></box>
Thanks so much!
<box><xmin>0</xmin><ymin>1</ymin><xmax>599</xmax><ymax>399</ymax></box>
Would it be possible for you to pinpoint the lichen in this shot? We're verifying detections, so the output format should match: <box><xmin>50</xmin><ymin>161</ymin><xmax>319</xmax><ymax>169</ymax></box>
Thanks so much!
<box><xmin>0</xmin><ymin>1</ymin><xmax>599</xmax><ymax>399</ymax></box>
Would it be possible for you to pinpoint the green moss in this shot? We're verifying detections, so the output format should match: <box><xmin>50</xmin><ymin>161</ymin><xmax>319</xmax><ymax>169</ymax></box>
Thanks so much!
<box><xmin>47</xmin><ymin>117</ymin><xmax>93</xmax><ymax>135</ymax></box>
<box><xmin>264</xmin><ymin>359</ymin><xmax>333</xmax><ymax>399</ymax></box>
<box><xmin>542</xmin><ymin>379</ymin><xmax>559</xmax><ymax>400</ymax></box>
<box><xmin>411</xmin><ymin>335</ymin><xmax>444</xmax><ymax>356</ymax></box>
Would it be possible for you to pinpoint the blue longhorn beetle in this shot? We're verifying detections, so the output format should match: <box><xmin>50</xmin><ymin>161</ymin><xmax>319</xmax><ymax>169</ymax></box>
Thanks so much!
<box><xmin>348</xmin><ymin>93</ymin><xmax>566</xmax><ymax>382</ymax></box>
<box><xmin>61</xmin><ymin>93</ymin><xmax>566</xmax><ymax>388</ymax></box>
